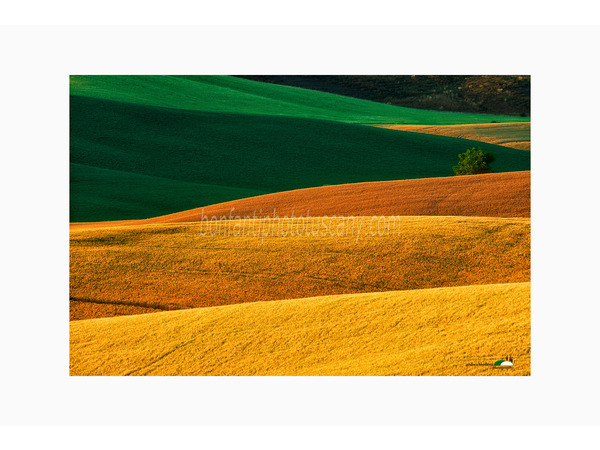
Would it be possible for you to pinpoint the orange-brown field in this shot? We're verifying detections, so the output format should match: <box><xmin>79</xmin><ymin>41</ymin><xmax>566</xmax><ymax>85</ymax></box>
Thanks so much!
<box><xmin>373</xmin><ymin>122</ymin><xmax>530</xmax><ymax>150</ymax></box>
<box><xmin>70</xmin><ymin>171</ymin><xmax>530</xmax><ymax>230</ymax></box>
<box><xmin>70</xmin><ymin>216</ymin><xmax>530</xmax><ymax>320</ymax></box>
<box><xmin>69</xmin><ymin>298</ymin><xmax>167</xmax><ymax>320</ymax></box>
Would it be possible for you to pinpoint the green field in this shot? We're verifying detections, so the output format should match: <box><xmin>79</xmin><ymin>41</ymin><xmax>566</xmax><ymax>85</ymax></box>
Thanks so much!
<box><xmin>70</xmin><ymin>163</ymin><xmax>266</xmax><ymax>222</ymax></box>
<box><xmin>70</xmin><ymin>75</ymin><xmax>530</xmax><ymax>125</ymax></box>
<box><xmin>71</xmin><ymin>93</ymin><xmax>531</xmax><ymax>221</ymax></box>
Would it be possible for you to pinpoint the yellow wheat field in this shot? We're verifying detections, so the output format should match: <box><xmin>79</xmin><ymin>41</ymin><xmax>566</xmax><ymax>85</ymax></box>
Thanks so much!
<box><xmin>70</xmin><ymin>282</ymin><xmax>530</xmax><ymax>376</ymax></box>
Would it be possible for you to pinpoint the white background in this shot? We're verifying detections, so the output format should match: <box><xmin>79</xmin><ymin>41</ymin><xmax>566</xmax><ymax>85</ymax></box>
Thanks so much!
<box><xmin>1</xmin><ymin>13</ymin><xmax>599</xmax><ymax>449</ymax></box>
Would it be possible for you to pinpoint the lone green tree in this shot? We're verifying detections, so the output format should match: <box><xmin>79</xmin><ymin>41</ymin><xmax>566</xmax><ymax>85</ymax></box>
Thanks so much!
<box><xmin>452</xmin><ymin>146</ymin><xmax>496</xmax><ymax>175</ymax></box>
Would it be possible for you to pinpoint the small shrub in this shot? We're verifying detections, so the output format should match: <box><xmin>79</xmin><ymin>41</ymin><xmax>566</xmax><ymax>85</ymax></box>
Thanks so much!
<box><xmin>453</xmin><ymin>147</ymin><xmax>496</xmax><ymax>175</ymax></box>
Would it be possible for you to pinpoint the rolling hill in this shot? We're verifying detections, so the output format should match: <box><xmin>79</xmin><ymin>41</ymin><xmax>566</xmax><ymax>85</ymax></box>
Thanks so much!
<box><xmin>70</xmin><ymin>282</ymin><xmax>530</xmax><ymax>376</ymax></box>
<box><xmin>70</xmin><ymin>163</ymin><xmax>267</xmax><ymax>222</ymax></box>
<box><xmin>70</xmin><ymin>94</ymin><xmax>531</xmax><ymax>221</ymax></box>
<box><xmin>70</xmin><ymin>216</ymin><xmax>530</xmax><ymax>320</ymax></box>
<box><xmin>238</xmin><ymin>75</ymin><xmax>531</xmax><ymax>116</ymax></box>
<box><xmin>375</xmin><ymin>123</ymin><xmax>531</xmax><ymax>150</ymax></box>
<box><xmin>70</xmin><ymin>75</ymin><xmax>530</xmax><ymax>125</ymax></box>
<box><xmin>71</xmin><ymin>171</ymin><xmax>530</xmax><ymax>229</ymax></box>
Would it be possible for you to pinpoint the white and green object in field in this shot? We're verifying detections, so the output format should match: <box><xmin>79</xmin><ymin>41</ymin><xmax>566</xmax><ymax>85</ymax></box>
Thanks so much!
<box><xmin>494</xmin><ymin>360</ymin><xmax>514</xmax><ymax>367</ymax></box>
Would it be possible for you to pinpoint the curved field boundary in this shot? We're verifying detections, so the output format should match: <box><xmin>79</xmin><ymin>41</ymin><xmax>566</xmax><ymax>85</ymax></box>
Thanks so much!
<box><xmin>70</xmin><ymin>282</ymin><xmax>530</xmax><ymax>376</ymax></box>
<box><xmin>71</xmin><ymin>171</ymin><xmax>530</xmax><ymax>230</ymax></box>
<box><xmin>70</xmin><ymin>95</ymin><xmax>530</xmax><ymax>222</ymax></box>
<box><xmin>374</xmin><ymin>123</ymin><xmax>530</xmax><ymax>150</ymax></box>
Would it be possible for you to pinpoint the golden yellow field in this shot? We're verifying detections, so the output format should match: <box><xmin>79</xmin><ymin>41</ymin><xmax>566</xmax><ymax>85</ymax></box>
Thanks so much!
<box><xmin>70</xmin><ymin>216</ymin><xmax>530</xmax><ymax>320</ymax></box>
<box><xmin>374</xmin><ymin>122</ymin><xmax>531</xmax><ymax>150</ymax></box>
<box><xmin>70</xmin><ymin>282</ymin><xmax>530</xmax><ymax>376</ymax></box>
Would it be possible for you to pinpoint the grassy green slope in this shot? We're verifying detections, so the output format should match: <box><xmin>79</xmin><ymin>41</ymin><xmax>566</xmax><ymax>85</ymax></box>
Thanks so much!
<box><xmin>70</xmin><ymin>75</ymin><xmax>530</xmax><ymax>125</ymax></box>
<box><xmin>70</xmin><ymin>96</ymin><xmax>531</xmax><ymax>221</ymax></box>
<box><xmin>70</xmin><ymin>163</ymin><xmax>266</xmax><ymax>222</ymax></box>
